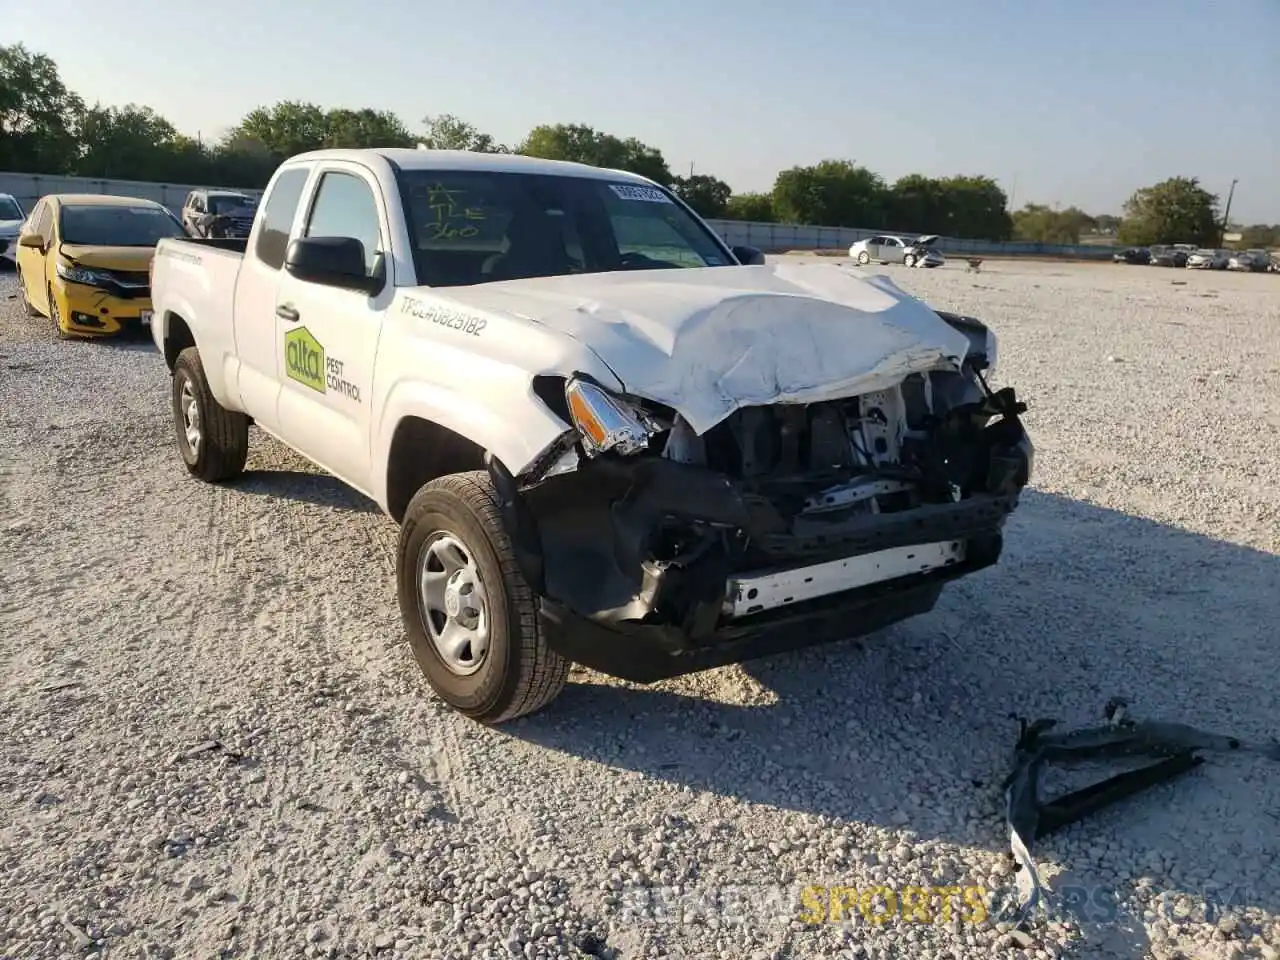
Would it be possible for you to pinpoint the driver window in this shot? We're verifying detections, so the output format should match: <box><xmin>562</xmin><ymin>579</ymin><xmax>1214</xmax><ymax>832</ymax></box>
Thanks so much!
<box><xmin>610</xmin><ymin>213</ymin><xmax>705</xmax><ymax>267</ymax></box>
<box><xmin>304</xmin><ymin>171</ymin><xmax>383</xmax><ymax>276</ymax></box>
<box><xmin>35</xmin><ymin>203</ymin><xmax>53</xmax><ymax>242</ymax></box>
<box><xmin>23</xmin><ymin>201</ymin><xmax>43</xmax><ymax>236</ymax></box>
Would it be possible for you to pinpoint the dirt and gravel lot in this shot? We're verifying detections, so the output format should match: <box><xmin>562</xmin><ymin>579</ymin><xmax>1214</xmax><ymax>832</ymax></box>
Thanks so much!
<box><xmin>1</xmin><ymin>257</ymin><xmax>1278</xmax><ymax>960</ymax></box>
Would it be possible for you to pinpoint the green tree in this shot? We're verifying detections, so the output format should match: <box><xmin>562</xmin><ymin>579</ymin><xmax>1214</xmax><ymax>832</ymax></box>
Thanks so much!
<box><xmin>670</xmin><ymin>173</ymin><xmax>732</xmax><ymax>218</ymax></box>
<box><xmin>1011</xmin><ymin>204</ymin><xmax>1095</xmax><ymax>244</ymax></box>
<box><xmin>324</xmin><ymin>108</ymin><xmax>416</xmax><ymax>149</ymax></box>
<box><xmin>225</xmin><ymin>101</ymin><xmax>330</xmax><ymax>159</ymax></box>
<box><xmin>771</xmin><ymin>160</ymin><xmax>888</xmax><ymax>227</ymax></box>
<box><xmin>0</xmin><ymin>42</ymin><xmax>84</xmax><ymax>174</ymax></box>
<box><xmin>419</xmin><ymin>113</ymin><xmax>508</xmax><ymax>152</ymax></box>
<box><xmin>1117</xmin><ymin>176</ymin><xmax>1220</xmax><ymax>247</ymax></box>
<box><xmin>886</xmin><ymin>174</ymin><xmax>947</xmax><ymax>234</ymax></box>
<box><xmin>209</xmin><ymin>135</ymin><xmax>278</xmax><ymax>188</ymax></box>
<box><xmin>75</xmin><ymin>104</ymin><xmax>183</xmax><ymax>180</ymax></box>
<box><xmin>1093</xmin><ymin>214</ymin><xmax>1122</xmax><ymax>234</ymax></box>
<box><xmin>516</xmin><ymin>123</ymin><xmax>673</xmax><ymax>185</ymax></box>
<box><xmin>935</xmin><ymin>175</ymin><xmax>1012</xmax><ymax>241</ymax></box>
<box><xmin>1238</xmin><ymin>224</ymin><xmax>1280</xmax><ymax>249</ymax></box>
<box><xmin>723</xmin><ymin>192</ymin><xmax>774</xmax><ymax>222</ymax></box>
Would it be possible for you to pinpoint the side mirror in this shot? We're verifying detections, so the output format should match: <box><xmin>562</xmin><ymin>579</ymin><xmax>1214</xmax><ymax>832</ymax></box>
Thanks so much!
<box><xmin>284</xmin><ymin>236</ymin><xmax>382</xmax><ymax>294</ymax></box>
<box><xmin>732</xmin><ymin>244</ymin><xmax>766</xmax><ymax>266</ymax></box>
<box><xmin>18</xmin><ymin>232</ymin><xmax>44</xmax><ymax>250</ymax></box>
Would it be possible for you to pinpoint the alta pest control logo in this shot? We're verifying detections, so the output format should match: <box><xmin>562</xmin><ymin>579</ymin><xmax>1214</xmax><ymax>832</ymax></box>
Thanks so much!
<box><xmin>285</xmin><ymin>327</ymin><xmax>326</xmax><ymax>394</ymax></box>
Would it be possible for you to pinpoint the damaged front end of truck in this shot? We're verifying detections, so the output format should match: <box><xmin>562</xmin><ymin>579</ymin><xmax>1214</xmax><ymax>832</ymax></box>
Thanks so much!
<box><xmin>487</xmin><ymin>310</ymin><xmax>1033</xmax><ymax>683</ymax></box>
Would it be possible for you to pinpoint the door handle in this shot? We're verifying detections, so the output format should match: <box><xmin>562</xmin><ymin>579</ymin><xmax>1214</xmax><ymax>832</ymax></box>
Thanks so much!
<box><xmin>276</xmin><ymin>303</ymin><xmax>300</xmax><ymax>323</ymax></box>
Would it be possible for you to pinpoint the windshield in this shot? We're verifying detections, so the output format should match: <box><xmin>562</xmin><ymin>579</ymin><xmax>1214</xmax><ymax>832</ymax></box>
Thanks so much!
<box><xmin>392</xmin><ymin>169</ymin><xmax>731</xmax><ymax>287</ymax></box>
<box><xmin>59</xmin><ymin>204</ymin><xmax>187</xmax><ymax>246</ymax></box>
<box><xmin>0</xmin><ymin>197</ymin><xmax>22</xmax><ymax>220</ymax></box>
<box><xmin>209</xmin><ymin>195</ymin><xmax>256</xmax><ymax>214</ymax></box>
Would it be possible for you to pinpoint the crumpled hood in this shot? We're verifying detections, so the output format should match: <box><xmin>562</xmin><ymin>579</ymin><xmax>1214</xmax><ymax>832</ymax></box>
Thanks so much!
<box><xmin>58</xmin><ymin>244</ymin><xmax>157</xmax><ymax>271</ymax></box>
<box><xmin>435</xmin><ymin>261</ymin><xmax>973</xmax><ymax>435</ymax></box>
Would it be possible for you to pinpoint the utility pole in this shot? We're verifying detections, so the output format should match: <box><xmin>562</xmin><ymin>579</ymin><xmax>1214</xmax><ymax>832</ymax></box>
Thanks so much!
<box><xmin>1220</xmin><ymin>178</ymin><xmax>1238</xmax><ymax>247</ymax></box>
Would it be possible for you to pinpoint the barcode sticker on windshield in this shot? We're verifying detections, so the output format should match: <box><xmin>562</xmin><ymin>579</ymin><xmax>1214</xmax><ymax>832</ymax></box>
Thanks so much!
<box><xmin>609</xmin><ymin>184</ymin><xmax>671</xmax><ymax>203</ymax></box>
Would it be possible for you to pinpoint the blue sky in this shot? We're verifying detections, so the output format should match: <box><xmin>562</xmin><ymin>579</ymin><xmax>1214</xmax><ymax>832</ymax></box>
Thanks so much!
<box><xmin>11</xmin><ymin>0</ymin><xmax>1280</xmax><ymax>221</ymax></box>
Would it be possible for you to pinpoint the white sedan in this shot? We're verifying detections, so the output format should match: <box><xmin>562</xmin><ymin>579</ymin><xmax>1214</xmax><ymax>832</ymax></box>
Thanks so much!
<box><xmin>1185</xmin><ymin>248</ymin><xmax>1229</xmax><ymax>270</ymax></box>
<box><xmin>848</xmin><ymin>233</ymin><xmax>943</xmax><ymax>268</ymax></box>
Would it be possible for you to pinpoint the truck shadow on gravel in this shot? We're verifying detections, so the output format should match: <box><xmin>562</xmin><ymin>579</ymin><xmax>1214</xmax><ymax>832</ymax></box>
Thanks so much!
<box><xmin>507</xmin><ymin>489</ymin><xmax>1280</xmax><ymax>959</ymax></box>
<box><xmin>98</xmin><ymin>330</ymin><xmax>157</xmax><ymax>351</ymax></box>
<box><xmin>230</xmin><ymin>469</ymin><xmax>381</xmax><ymax>513</ymax></box>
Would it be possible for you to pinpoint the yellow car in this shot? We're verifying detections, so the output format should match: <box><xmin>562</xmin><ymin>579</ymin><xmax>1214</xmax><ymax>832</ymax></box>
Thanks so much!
<box><xmin>15</xmin><ymin>193</ymin><xmax>189</xmax><ymax>339</ymax></box>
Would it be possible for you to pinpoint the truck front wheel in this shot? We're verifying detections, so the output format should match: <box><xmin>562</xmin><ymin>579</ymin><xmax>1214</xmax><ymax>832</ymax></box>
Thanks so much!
<box><xmin>397</xmin><ymin>471</ymin><xmax>569</xmax><ymax>724</ymax></box>
<box><xmin>171</xmin><ymin>346</ymin><xmax>249</xmax><ymax>482</ymax></box>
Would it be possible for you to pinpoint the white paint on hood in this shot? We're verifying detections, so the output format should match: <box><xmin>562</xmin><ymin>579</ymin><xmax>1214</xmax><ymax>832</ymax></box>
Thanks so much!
<box><xmin>434</xmin><ymin>261</ymin><xmax>973</xmax><ymax>435</ymax></box>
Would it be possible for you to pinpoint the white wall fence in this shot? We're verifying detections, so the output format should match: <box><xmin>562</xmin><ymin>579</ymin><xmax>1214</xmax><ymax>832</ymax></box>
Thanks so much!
<box><xmin>0</xmin><ymin>172</ymin><xmax>264</xmax><ymax>219</ymax></box>
<box><xmin>704</xmin><ymin>219</ymin><xmax>1125</xmax><ymax>259</ymax></box>
<box><xmin>1</xmin><ymin>171</ymin><xmax>1123</xmax><ymax>259</ymax></box>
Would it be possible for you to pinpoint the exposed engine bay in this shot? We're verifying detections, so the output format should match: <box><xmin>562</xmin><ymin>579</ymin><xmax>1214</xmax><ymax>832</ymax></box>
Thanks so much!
<box><xmin>492</xmin><ymin>311</ymin><xmax>1033</xmax><ymax>682</ymax></box>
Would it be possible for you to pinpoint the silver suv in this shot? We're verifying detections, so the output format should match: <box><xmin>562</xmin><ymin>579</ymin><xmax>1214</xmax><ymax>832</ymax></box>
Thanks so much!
<box><xmin>180</xmin><ymin>190</ymin><xmax>260</xmax><ymax>239</ymax></box>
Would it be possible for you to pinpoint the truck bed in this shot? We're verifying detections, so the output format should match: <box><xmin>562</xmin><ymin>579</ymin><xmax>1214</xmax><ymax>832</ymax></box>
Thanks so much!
<box><xmin>173</xmin><ymin>236</ymin><xmax>248</xmax><ymax>256</ymax></box>
<box><xmin>150</xmin><ymin>236</ymin><xmax>252</xmax><ymax>410</ymax></box>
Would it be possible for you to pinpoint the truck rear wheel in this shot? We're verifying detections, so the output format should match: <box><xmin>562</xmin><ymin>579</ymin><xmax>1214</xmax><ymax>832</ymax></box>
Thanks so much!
<box><xmin>397</xmin><ymin>471</ymin><xmax>569</xmax><ymax>724</ymax></box>
<box><xmin>171</xmin><ymin>346</ymin><xmax>249</xmax><ymax>482</ymax></box>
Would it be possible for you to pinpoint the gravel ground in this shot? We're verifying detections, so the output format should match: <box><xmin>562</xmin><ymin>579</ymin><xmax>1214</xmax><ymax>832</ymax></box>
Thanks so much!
<box><xmin>1</xmin><ymin>257</ymin><xmax>1278</xmax><ymax>960</ymax></box>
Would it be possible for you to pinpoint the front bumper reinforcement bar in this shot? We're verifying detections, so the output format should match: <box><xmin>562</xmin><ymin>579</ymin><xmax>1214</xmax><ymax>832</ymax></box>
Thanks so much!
<box><xmin>1000</xmin><ymin>697</ymin><xmax>1280</xmax><ymax>937</ymax></box>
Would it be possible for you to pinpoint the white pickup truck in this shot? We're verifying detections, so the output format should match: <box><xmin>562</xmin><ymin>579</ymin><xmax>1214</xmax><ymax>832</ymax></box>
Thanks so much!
<box><xmin>149</xmin><ymin>148</ymin><xmax>1033</xmax><ymax>724</ymax></box>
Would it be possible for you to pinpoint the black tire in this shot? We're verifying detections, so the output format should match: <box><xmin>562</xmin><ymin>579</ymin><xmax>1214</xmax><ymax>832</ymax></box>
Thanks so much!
<box><xmin>47</xmin><ymin>284</ymin><xmax>69</xmax><ymax>339</ymax></box>
<box><xmin>398</xmin><ymin>471</ymin><xmax>569</xmax><ymax>724</ymax></box>
<box><xmin>171</xmin><ymin>346</ymin><xmax>249</xmax><ymax>482</ymax></box>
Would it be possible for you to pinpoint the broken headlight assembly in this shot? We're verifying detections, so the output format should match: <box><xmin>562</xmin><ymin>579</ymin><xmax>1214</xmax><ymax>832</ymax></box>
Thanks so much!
<box><xmin>981</xmin><ymin>327</ymin><xmax>998</xmax><ymax>378</ymax></box>
<box><xmin>563</xmin><ymin>376</ymin><xmax>665</xmax><ymax>457</ymax></box>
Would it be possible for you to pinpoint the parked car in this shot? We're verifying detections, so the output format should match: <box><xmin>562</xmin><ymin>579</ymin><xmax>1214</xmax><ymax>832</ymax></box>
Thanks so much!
<box><xmin>0</xmin><ymin>192</ymin><xmax>25</xmax><ymax>265</ymax></box>
<box><xmin>181</xmin><ymin>189</ymin><xmax>260</xmax><ymax>239</ymax></box>
<box><xmin>14</xmin><ymin>193</ymin><xmax>188</xmax><ymax>338</ymax></box>
<box><xmin>1112</xmin><ymin>247</ymin><xmax>1151</xmax><ymax>265</ymax></box>
<box><xmin>148</xmin><ymin>147</ymin><xmax>1033</xmax><ymax>724</ymax></box>
<box><xmin>848</xmin><ymin>234</ymin><xmax>943</xmax><ymax>267</ymax></box>
<box><xmin>1149</xmin><ymin>245</ymin><xmax>1189</xmax><ymax>267</ymax></box>
<box><xmin>1227</xmin><ymin>249</ymin><xmax>1271</xmax><ymax>272</ymax></box>
<box><xmin>1186</xmin><ymin>248</ymin><xmax>1230</xmax><ymax>270</ymax></box>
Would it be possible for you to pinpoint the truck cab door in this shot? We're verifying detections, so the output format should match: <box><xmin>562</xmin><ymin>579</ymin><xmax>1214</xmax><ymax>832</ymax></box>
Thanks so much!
<box><xmin>229</xmin><ymin>166</ymin><xmax>313</xmax><ymax>435</ymax></box>
<box><xmin>272</xmin><ymin>163</ymin><xmax>392</xmax><ymax>496</ymax></box>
